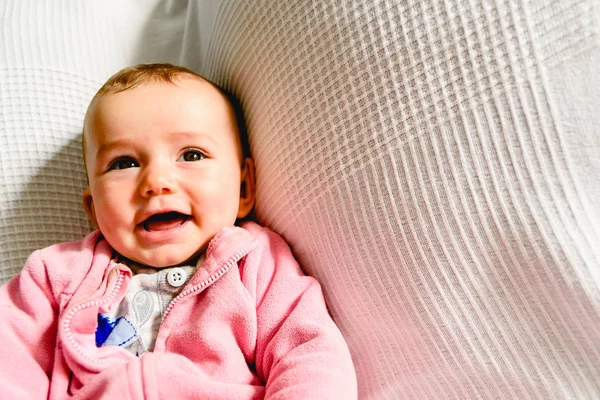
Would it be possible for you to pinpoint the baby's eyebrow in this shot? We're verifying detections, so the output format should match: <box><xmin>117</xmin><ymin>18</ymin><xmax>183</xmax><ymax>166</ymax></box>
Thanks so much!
<box><xmin>96</xmin><ymin>139</ymin><xmax>135</xmax><ymax>158</ymax></box>
<box><xmin>96</xmin><ymin>132</ymin><xmax>218</xmax><ymax>158</ymax></box>
<box><xmin>172</xmin><ymin>131</ymin><xmax>218</xmax><ymax>145</ymax></box>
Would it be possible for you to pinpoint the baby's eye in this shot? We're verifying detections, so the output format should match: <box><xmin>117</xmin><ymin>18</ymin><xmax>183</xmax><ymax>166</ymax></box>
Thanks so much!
<box><xmin>108</xmin><ymin>157</ymin><xmax>139</xmax><ymax>171</ymax></box>
<box><xmin>178</xmin><ymin>149</ymin><xmax>205</xmax><ymax>162</ymax></box>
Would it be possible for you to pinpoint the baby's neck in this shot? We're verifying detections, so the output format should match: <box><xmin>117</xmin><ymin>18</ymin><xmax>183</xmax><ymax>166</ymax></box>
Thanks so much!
<box><xmin>113</xmin><ymin>253</ymin><xmax>202</xmax><ymax>275</ymax></box>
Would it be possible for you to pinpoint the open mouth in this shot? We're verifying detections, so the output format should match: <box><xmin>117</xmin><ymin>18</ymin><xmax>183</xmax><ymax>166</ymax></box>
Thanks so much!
<box><xmin>140</xmin><ymin>212</ymin><xmax>191</xmax><ymax>232</ymax></box>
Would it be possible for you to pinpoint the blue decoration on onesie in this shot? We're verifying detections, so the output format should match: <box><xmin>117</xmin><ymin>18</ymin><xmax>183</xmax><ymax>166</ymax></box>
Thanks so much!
<box><xmin>95</xmin><ymin>314</ymin><xmax>137</xmax><ymax>347</ymax></box>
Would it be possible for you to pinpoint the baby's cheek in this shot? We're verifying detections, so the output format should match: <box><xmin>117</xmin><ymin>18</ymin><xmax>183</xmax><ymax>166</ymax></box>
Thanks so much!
<box><xmin>96</xmin><ymin>208</ymin><xmax>128</xmax><ymax>241</ymax></box>
<box><xmin>99</xmin><ymin>211</ymin><xmax>119</xmax><ymax>227</ymax></box>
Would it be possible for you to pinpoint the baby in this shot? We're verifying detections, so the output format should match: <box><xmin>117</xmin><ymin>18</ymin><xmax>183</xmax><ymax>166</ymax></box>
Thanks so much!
<box><xmin>0</xmin><ymin>63</ymin><xmax>357</xmax><ymax>399</ymax></box>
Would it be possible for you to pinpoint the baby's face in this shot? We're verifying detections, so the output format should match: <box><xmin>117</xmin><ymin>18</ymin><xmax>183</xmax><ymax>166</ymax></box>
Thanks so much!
<box><xmin>82</xmin><ymin>77</ymin><xmax>252</xmax><ymax>267</ymax></box>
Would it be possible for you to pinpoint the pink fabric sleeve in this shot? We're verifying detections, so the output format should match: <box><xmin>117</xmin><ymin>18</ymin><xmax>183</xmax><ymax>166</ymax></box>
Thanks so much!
<box><xmin>0</xmin><ymin>251</ymin><xmax>58</xmax><ymax>398</ymax></box>
<box><xmin>245</xmin><ymin>225</ymin><xmax>358</xmax><ymax>399</ymax></box>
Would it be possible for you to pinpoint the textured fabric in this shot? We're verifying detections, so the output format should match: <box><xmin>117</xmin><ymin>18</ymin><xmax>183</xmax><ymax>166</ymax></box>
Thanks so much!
<box><xmin>1</xmin><ymin>0</ymin><xmax>599</xmax><ymax>399</ymax></box>
<box><xmin>0</xmin><ymin>222</ymin><xmax>357</xmax><ymax>399</ymax></box>
<box><xmin>202</xmin><ymin>1</ymin><xmax>600</xmax><ymax>399</ymax></box>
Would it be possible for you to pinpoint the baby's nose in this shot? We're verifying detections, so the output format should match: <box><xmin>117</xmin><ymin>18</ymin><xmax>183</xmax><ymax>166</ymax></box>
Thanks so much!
<box><xmin>140</xmin><ymin>166</ymin><xmax>176</xmax><ymax>197</ymax></box>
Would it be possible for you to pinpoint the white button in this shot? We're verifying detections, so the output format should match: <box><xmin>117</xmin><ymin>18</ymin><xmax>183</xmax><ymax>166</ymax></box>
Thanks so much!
<box><xmin>167</xmin><ymin>268</ymin><xmax>187</xmax><ymax>287</ymax></box>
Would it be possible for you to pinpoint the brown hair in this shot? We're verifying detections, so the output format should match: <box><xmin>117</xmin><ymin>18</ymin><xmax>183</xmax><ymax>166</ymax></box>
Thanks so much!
<box><xmin>83</xmin><ymin>63</ymin><xmax>250</xmax><ymax>171</ymax></box>
<box><xmin>91</xmin><ymin>63</ymin><xmax>206</xmax><ymax>99</ymax></box>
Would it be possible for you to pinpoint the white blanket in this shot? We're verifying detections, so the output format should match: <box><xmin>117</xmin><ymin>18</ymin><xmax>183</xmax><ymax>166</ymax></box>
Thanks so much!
<box><xmin>1</xmin><ymin>0</ymin><xmax>598</xmax><ymax>398</ymax></box>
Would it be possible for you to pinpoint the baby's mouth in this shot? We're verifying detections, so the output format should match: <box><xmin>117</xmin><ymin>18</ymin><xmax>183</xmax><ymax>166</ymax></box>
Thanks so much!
<box><xmin>141</xmin><ymin>212</ymin><xmax>191</xmax><ymax>232</ymax></box>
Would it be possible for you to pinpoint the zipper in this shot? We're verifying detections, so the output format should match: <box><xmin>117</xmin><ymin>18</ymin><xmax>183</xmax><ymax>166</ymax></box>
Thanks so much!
<box><xmin>62</xmin><ymin>237</ymin><xmax>256</xmax><ymax>363</ymax></box>
<box><xmin>162</xmin><ymin>241</ymin><xmax>257</xmax><ymax>320</ymax></box>
<box><xmin>62</xmin><ymin>271</ymin><xmax>127</xmax><ymax>364</ymax></box>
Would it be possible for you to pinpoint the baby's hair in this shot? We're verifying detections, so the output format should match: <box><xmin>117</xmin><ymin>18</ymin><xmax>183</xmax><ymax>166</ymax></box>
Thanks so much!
<box><xmin>82</xmin><ymin>63</ymin><xmax>250</xmax><ymax>171</ymax></box>
<box><xmin>94</xmin><ymin>63</ymin><xmax>203</xmax><ymax>97</ymax></box>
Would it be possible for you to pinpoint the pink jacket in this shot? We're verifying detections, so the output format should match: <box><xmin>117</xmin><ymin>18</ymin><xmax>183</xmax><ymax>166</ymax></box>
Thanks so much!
<box><xmin>0</xmin><ymin>221</ymin><xmax>357</xmax><ymax>399</ymax></box>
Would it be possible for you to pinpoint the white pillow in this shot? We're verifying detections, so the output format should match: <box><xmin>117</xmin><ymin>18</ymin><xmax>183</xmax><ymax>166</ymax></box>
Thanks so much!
<box><xmin>202</xmin><ymin>0</ymin><xmax>600</xmax><ymax>398</ymax></box>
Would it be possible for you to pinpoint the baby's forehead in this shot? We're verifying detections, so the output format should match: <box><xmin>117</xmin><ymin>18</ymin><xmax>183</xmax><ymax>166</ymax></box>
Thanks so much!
<box><xmin>82</xmin><ymin>76</ymin><xmax>242</xmax><ymax>153</ymax></box>
<box><xmin>85</xmin><ymin>76</ymin><xmax>231</xmax><ymax>126</ymax></box>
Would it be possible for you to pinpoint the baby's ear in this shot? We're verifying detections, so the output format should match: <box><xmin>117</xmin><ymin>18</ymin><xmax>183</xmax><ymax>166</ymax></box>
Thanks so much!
<box><xmin>237</xmin><ymin>158</ymin><xmax>256</xmax><ymax>219</ymax></box>
<box><xmin>82</xmin><ymin>189</ymin><xmax>98</xmax><ymax>227</ymax></box>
